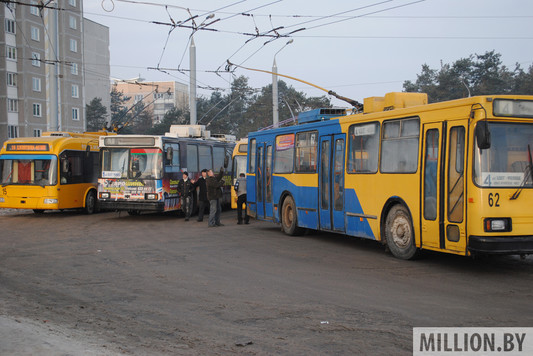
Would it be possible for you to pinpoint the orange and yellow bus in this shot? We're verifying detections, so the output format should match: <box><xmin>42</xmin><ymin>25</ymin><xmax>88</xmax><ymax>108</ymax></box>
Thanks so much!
<box><xmin>247</xmin><ymin>92</ymin><xmax>533</xmax><ymax>259</ymax></box>
<box><xmin>0</xmin><ymin>131</ymin><xmax>113</xmax><ymax>214</ymax></box>
<box><xmin>231</xmin><ymin>138</ymin><xmax>248</xmax><ymax>209</ymax></box>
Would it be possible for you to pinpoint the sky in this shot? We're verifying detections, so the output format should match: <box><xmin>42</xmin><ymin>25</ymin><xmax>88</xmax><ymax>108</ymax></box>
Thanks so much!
<box><xmin>83</xmin><ymin>0</ymin><xmax>533</xmax><ymax>107</ymax></box>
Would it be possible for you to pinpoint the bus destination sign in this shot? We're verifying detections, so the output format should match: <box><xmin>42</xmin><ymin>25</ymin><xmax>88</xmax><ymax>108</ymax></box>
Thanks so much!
<box><xmin>6</xmin><ymin>143</ymin><xmax>50</xmax><ymax>152</ymax></box>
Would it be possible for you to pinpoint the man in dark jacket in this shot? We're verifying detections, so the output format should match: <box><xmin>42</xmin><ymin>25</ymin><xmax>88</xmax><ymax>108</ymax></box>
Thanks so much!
<box><xmin>193</xmin><ymin>169</ymin><xmax>209</xmax><ymax>222</ymax></box>
<box><xmin>177</xmin><ymin>171</ymin><xmax>194</xmax><ymax>221</ymax></box>
<box><xmin>234</xmin><ymin>173</ymin><xmax>249</xmax><ymax>224</ymax></box>
<box><xmin>206</xmin><ymin>168</ymin><xmax>225</xmax><ymax>227</ymax></box>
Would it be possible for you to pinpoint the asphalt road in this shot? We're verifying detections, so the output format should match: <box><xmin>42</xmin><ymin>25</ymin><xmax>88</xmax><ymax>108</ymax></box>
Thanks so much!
<box><xmin>0</xmin><ymin>209</ymin><xmax>532</xmax><ymax>355</ymax></box>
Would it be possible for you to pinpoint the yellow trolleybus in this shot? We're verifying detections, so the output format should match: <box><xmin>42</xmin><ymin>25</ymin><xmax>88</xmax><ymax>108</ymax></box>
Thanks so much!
<box><xmin>231</xmin><ymin>138</ymin><xmax>248</xmax><ymax>209</ymax></box>
<box><xmin>247</xmin><ymin>92</ymin><xmax>533</xmax><ymax>259</ymax></box>
<box><xmin>0</xmin><ymin>131</ymin><xmax>113</xmax><ymax>214</ymax></box>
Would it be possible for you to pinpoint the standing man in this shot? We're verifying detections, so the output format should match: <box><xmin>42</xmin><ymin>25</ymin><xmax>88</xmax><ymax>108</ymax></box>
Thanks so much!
<box><xmin>235</xmin><ymin>173</ymin><xmax>249</xmax><ymax>224</ymax></box>
<box><xmin>193</xmin><ymin>169</ymin><xmax>209</xmax><ymax>222</ymax></box>
<box><xmin>206</xmin><ymin>167</ymin><xmax>225</xmax><ymax>227</ymax></box>
<box><xmin>177</xmin><ymin>171</ymin><xmax>194</xmax><ymax>221</ymax></box>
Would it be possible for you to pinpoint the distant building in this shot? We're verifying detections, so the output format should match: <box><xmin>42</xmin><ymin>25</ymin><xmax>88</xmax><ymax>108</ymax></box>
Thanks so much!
<box><xmin>113</xmin><ymin>81</ymin><xmax>189</xmax><ymax>124</ymax></box>
<box><xmin>0</xmin><ymin>0</ymin><xmax>110</xmax><ymax>147</ymax></box>
<box><xmin>83</xmin><ymin>18</ymin><xmax>110</xmax><ymax>125</ymax></box>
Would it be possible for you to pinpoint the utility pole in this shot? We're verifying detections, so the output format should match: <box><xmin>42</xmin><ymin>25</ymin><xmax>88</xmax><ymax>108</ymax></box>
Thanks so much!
<box><xmin>272</xmin><ymin>40</ymin><xmax>293</xmax><ymax>128</ymax></box>
<box><xmin>189</xmin><ymin>37</ymin><xmax>197</xmax><ymax>125</ymax></box>
<box><xmin>272</xmin><ymin>58</ymin><xmax>279</xmax><ymax>128</ymax></box>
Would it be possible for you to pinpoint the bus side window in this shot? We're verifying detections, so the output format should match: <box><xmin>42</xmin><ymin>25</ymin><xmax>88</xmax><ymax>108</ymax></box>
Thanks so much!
<box><xmin>60</xmin><ymin>151</ymin><xmax>83</xmax><ymax>184</ymax></box>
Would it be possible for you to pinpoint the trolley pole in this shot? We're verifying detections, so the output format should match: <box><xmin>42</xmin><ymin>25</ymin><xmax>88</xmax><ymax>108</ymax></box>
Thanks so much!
<box><xmin>189</xmin><ymin>37</ymin><xmax>197</xmax><ymax>125</ymax></box>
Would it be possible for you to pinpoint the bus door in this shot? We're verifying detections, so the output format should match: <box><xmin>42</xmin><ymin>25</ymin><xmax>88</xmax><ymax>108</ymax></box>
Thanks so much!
<box><xmin>421</xmin><ymin>123</ymin><xmax>443</xmax><ymax>249</ymax></box>
<box><xmin>443</xmin><ymin>124</ymin><xmax>467</xmax><ymax>253</ymax></box>
<box><xmin>256</xmin><ymin>144</ymin><xmax>264</xmax><ymax>218</ymax></box>
<box><xmin>319</xmin><ymin>134</ymin><xmax>346</xmax><ymax>231</ymax></box>
<box><xmin>264</xmin><ymin>145</ymin><xmax>274</xmax><ymax>220</ymax></box>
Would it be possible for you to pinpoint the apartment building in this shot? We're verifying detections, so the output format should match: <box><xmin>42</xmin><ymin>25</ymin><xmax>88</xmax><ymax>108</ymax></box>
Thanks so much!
<box><xmin>114</xmin><ymin>80</ymin><xmax>189</xmax><ymax>124</ymax></box>
<box><xmin>0</xmin><ymin>0</ymin><xmax>110</xmax><ymax>146</ymax></box>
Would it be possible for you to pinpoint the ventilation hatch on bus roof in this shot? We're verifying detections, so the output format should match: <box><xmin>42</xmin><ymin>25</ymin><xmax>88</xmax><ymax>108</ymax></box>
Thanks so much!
<box><xmin>297</xmin><ymin>108</ymin><xmax>346</xmax><ymax>124</ymax></box>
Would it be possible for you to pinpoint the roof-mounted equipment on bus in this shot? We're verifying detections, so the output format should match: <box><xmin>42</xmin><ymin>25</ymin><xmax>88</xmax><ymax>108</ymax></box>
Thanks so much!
<box><xmin>210</xmin><ymin>134</ymin><xmax>237</xmax><ymax>142</ymax></box>
<box><xmin>165</xmin><ymin>125</ymin><xmax>211</xmax><ymax>139</ymax></box>
<box><xmin>45</xmin><ymin>132</ymin><xmax>72</xmax><ymax>137</ymax></box>
<box><xmin>297</xmin><ymin>108</ymin><xmax>347</xmax><ymax>125</ymax></box>
<box><xmin>364</xmin><ymin>92</ymin><xmax>428</xmax><ymax>114</ymax></box>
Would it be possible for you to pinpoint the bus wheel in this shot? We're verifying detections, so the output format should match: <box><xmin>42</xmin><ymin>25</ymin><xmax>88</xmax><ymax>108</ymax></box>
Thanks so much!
<box><xmin>384</xmin><ymin>204</ymin><xmax>418</xmax><ymax>260</ymax></box>
<box><xmin>84</xmin><ymin>191</ymin><xmax>97</xmax><ymax>214</ymax></box>
<box><xmin>33</xmin><ymin>209</ymin><xmax>45</xmax><ymax>214</ymax></box>
<box><xmin>127</xmin><ymin>210</ymin><xmax>141</xmax><ymax>216</ymax></box>
<box><xmin>281</xmin><ymin>196</ymin><xmax>304</xmax><ymax>236</ymax></box>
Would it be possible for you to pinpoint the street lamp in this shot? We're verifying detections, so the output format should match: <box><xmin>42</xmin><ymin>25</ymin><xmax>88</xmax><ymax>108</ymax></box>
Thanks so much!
<box><xmin>272</xmin><ymin>39</ymin><xmax>293</xmax><ymax>128</ymax></box>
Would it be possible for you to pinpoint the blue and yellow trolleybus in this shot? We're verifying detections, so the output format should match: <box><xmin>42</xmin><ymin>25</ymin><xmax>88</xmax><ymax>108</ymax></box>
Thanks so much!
<box><xmin>247</xmin><ymin>92</ymin><xmax>533</xmax><ymax>259</ymax></box>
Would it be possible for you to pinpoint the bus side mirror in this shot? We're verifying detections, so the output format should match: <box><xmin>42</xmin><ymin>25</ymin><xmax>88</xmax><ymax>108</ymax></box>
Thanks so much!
<box><xmin>475</xmin><ymin>121</ymin><xmax>491</xmax><ymax>149</ymax></box>
<box><xmin>166</xmin><ymin>147</ymin><xmax>173</xmax><ymax>162</ymax></box>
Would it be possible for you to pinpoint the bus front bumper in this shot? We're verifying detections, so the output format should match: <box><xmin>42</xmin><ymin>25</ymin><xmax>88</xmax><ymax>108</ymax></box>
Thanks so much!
<box><xmin>98</xmin><ymin>200</ymin><xmax>165</xmax><ymax>212</ymax></box>
<box><xmin>468</xmin><ymin>235</ymin><xmax>533</xmax><ymax>255</ymax></box>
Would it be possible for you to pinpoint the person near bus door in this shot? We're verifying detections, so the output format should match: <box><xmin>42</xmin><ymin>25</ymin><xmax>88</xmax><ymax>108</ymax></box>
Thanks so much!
<box><xmin>193</xmin><ymin>169</ymin><xmax>209</xmax><ymax>222</ymax></box>
<box><xmin>234</xmin><ymin>173</ymin><xmax>249</xmax><ymax>225</ymax></box>
<box><xmin>177</xmin><ymin>171</ymin><xmax>195</xmax><ymax>221</ymax></box>
<box><xmin>206</xmin><ymin>167</ymin><xmax>225</xmax><ymax>227</ymax></box>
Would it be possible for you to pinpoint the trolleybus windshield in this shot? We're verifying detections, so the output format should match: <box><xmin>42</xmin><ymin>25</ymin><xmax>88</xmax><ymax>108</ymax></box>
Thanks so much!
<box><xmin>0</xmin><ymin>155</ymin><xmax>58</xmax><ymax>186</ymax></box>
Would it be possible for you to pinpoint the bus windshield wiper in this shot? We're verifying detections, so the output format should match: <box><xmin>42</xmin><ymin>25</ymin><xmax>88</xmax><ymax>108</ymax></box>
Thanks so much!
<box><xmin>510</xmin><ymin>144</ymin><xmax>533</xmax><ymax>200</ymax></box>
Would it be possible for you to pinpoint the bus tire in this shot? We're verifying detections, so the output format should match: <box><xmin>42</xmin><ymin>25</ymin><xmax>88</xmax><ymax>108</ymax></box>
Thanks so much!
<box><xmin>84</xmin><ymin>190</ymin><xmax>97</xmax><ymax>215</ymax></box>
<box><xmin>33</xmin><ymin>209</ymin><xmax>45</xmax><ymax>214</ymax></box>
<box><xmin>281</xmin><ymin>196</ymin><xmax>304</xmax><ymax>236</ymax></box>
<box><xmin>384</xmin><ymin>204</ymin><xmax>418</xmax><ymax>260</ymax></box>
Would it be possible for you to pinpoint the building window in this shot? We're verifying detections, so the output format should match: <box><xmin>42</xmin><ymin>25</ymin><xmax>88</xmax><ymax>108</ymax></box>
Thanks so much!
<box><xmin>154</xmin><ymin>93</ymin><xmax>165</xmax><ymax>99</ymax></box>
<box><xmin>71</xmin><ymin>84</ymin><xmax>79</xmax><ymax>98</ymax></box>
<box><xmin>69</xmin><ymin>15</ymin><xmax>77</xmax><ymax>29</ymax></box>
<box><xmin>7</xmin><ymin>72</ymin><xmax>17</xmax><ymax>87</ymax></box>
<box><xmin>70</xmin><ymin>62</ymin><xmax>78</xmax><ymax>75</ymax></box>
<box><xmin>8</xmin><ymin>98</ymin><xmax>18</xmax><ymax>112</ymax></box>
<box><xmin>8</xmin><ymin>126</ymin><xmax>19</xmax><ymax>139</ymax></box>
<box><xmin>33</xmin><ymin>103</ymin><xmax>42</xmax><ymax>117</ymax></box>
<box><xmin>30</xmin><ymin>0</ymin><xmax>39</xmax><ymax>15</ymax></box>
<box><xmin>32</xmin><ymin>77</ymin><xmax>41</xmax><ymax>92</ymax></box>
<box><xmin>69</xmin><ymin>39</ymin><xmax>77</xmax><ymax>52</ymax></box>
<box><xmin>72</xmin><ymin>108</ymin><xmax>80</xmax><ymax>121</ymax></box>
<box><xmin>134</xmin><ymin>94</ymin><xmax>144</xmax><ymax>102</ymax></box>
<box><xmin>34</xmin><ymin>129</ymin><xmax>42</xmax><ymax>137</ymax></box>
<box><xmin>6</xmin><ymin>46</ymin><xmax>17</xmax><ymax>60</ymax></box>
<box><xmin>31</xmin><ymin>26</ymin><xmax>40</xmax><ymax>41</ymax></box>
<box><xmin>5</xmin><ymin>19</ymin><xmax>16</xmax><ymax>34</ymax></box>
<box><xmin>68</xmin><ymin>0</ymin><xmax>76</xmax><ymax>7</ymax></box>
<box><xmin>32</xmin><ymin>52</ymin><xmax>41</xmax><ymax>67</ymax></box>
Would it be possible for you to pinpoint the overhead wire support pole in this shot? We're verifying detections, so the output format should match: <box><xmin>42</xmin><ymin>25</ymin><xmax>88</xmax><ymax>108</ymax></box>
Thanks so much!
<box><xmin>226</xmin><ymin>60</ymin><xmax>363</xmax><ymax>110</ymax></box>
<box><xmin>189</xmin><ymin>36</ymin><xmax>197</xmax><ymax>125</ymax></box>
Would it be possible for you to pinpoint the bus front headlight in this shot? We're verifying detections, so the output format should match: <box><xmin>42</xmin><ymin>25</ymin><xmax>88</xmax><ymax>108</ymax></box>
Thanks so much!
<box><xmin>100</xmin><ymin>192</ymin><xmax>110</xmax><ymax>199</ymax></box>
<box><xmin>484</xmin><ymin>218</ymin><xmax>512</xmax><ymax>232</ymax></box>
<box><xmin>43</xmin><ymin>199</ymin><xmax>58</xmax><ymax>204</ymax></box>
<box><xmin>145</xmin><ymin>193</ymin><xmax>158</xmax><ymax>200</ymax></box>
<box><xmin>0</xmin><ymin>197</ymin><xmax>4</xmax><ymax>203</ymax></box>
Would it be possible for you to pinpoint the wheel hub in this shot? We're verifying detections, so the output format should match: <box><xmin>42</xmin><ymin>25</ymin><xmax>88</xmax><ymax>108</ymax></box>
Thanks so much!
<box><xmin>391</xmin><ymin>216</ymin><xmax>411</xmax><ymax>248</ymax></box>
